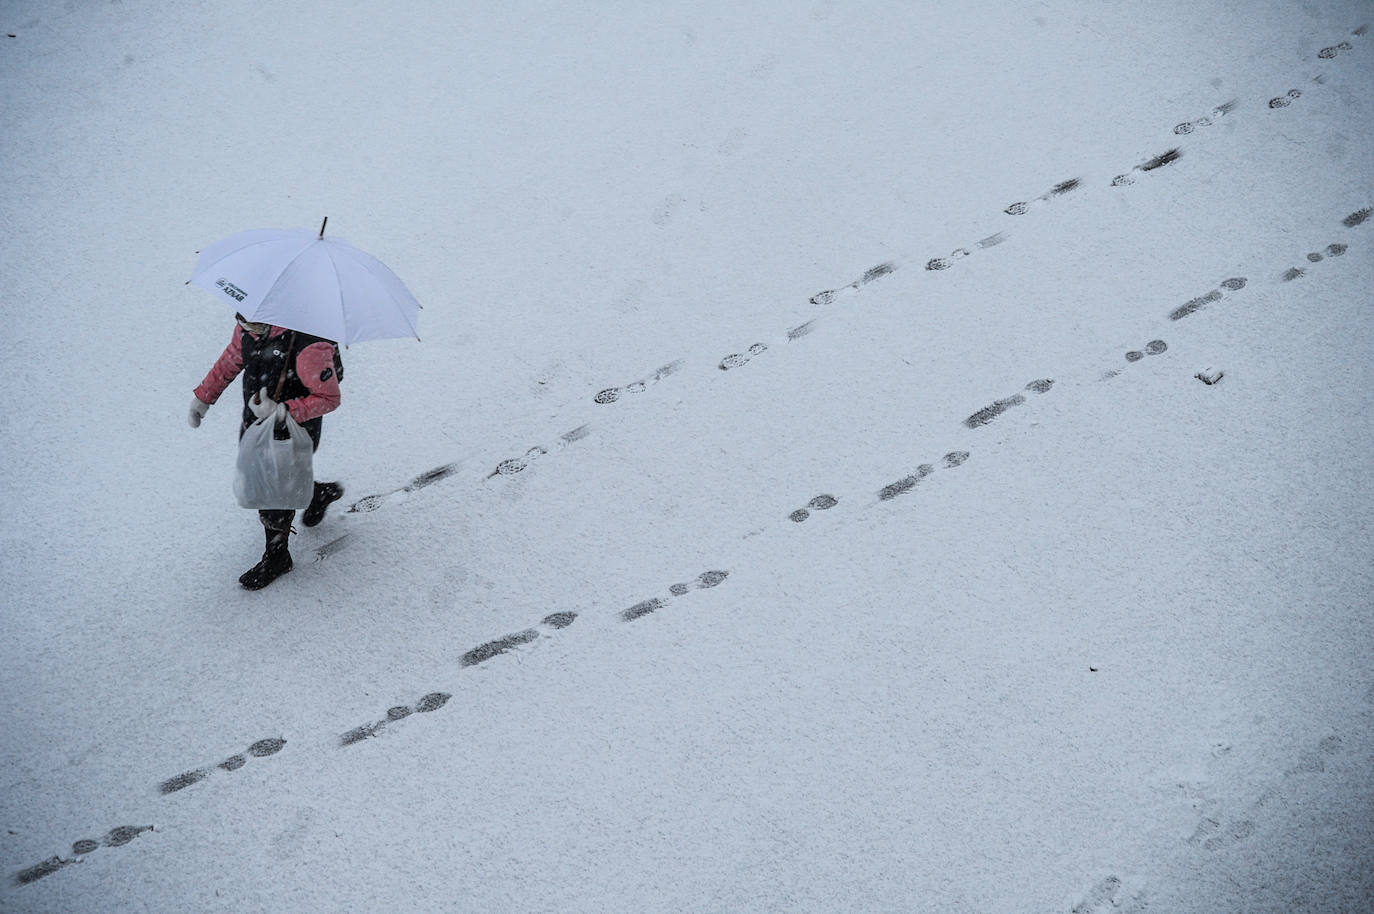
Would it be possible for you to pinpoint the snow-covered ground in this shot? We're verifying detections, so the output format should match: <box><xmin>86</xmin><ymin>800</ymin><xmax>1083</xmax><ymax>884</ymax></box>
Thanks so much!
<box><xmin>2</xmin><ymin>1</ymin><xmax>1372</xmax><ymax>911</ymax></box>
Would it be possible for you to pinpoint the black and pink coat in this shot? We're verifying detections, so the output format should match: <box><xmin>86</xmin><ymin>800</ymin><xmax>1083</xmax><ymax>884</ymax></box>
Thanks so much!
<box><xmin>194</xmin><ymin>324</ymin><xmax>341</xmax><ymax>449</ymax></box>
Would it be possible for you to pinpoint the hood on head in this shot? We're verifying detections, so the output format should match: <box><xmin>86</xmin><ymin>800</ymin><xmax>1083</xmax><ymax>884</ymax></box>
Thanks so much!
<box><xmin>235</xmin><ymin>312</ymin><xmax>272</xmax><ymax>336</ymax></box>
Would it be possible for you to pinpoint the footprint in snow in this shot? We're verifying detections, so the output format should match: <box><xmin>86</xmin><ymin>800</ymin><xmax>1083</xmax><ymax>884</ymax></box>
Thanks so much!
<box><xmin>158</xmin><ymin>737</ymin><xmax>285</xmax><ymax>795</ymax></box>
<box><xmin>927</xmin><ymin>234</ymin><xmax>1006</xmax><ymax>271</ymax></box>
<box><xmin>1112</xmin><ymin>148</ymin><xmax>1182</xmax><ymax>186</ymax></box>
<box><xmin>809</xmin><ymin>262</ymin><xmax>896</xmax><ymax>306</ymax></box>
<box><xmin>1168</xmin><ymin>278</ymin><xmax>1246</xmax><ymax>322</ymax></box>
<box><xmin>719</xmin><ymin>343</ymin><xmax>768</xmax><ymax>371</ymax></box>
<box><xmin>1003</xmin><ymin>178</ymin><xmax>1081</xmax><ymax>216</ymax></box>
<box><xmin>963</xmin><ymin>380</ymin><xmax>1054</xmax><ymax>429</ymax></box>
<box><xmin>348</xmin><ymin>462</ymin><xmax>461</xmax><ymax>514</ymax></box>
<box><xmin>12</xmin><ymin>826</ymin><xmax>155</xmax><ymax>886</ymax></box>
<box><xmin>625</xmin><ymin>571</ymin><xmax>730</xmax><ymax>620</ymax></box>
<box><xmin>594</xmin><ymin>360</ymin><xmax>684</xmax><ymax>404</ymax></box>
<box><xmin>789</xmin><ymin>494</ymin><xmax>839</xmax><ymax>523</ymax></box>
<box><xmin>340</xmin><ymin>692</ymin><xmax>454</xmax><ymax>747</ymax></box>
<box><xmin>1175</xmin><ymin>98</ymin><xmax>1239</xmax><ymax>134</ymax></box>
<box><xmin>491</xmin><ymin>426</ymin><xmax>591</xmax><ymax>477</ymax></box>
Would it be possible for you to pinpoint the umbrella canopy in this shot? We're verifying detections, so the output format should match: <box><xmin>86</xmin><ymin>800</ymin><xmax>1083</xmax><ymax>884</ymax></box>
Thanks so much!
<box><xmin>190</xmin><ymin>221</ymin><xmax>420</xmax><ymax>344</ymax></box>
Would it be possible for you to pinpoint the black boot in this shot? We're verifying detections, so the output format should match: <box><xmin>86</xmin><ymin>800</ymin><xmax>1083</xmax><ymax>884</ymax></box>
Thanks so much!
<box><xmin>302</xmin><ymin>481</ymin><xmax>344</xmax><ymax>528</ymax></box>
<box><xmin>240</xmin><ymin>510</ymin><xmax>295</xmax><ymax>590</ymax></box>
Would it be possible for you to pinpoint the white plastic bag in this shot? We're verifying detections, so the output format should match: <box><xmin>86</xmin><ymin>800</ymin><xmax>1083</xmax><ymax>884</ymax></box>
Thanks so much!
<box><xmin>234</xmin><ymin>410</ymin><xmax>314</xmax><ymax>509</ymax></box>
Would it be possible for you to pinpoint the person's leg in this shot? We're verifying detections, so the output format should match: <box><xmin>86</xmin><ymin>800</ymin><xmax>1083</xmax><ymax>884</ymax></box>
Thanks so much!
<box><xmin>239</xmin><ymin>509</ymin><xmax>295</xmax><ymax>590</ymax></box>
<box><xmin>303</xmin><ymin>481</ymin><xmax>344</xmax><ymax>526</ymax></box>
<box><xmin>299</xmin><ymin>416</ymin><xmax>343</xmax><ymax>526</ymax></box>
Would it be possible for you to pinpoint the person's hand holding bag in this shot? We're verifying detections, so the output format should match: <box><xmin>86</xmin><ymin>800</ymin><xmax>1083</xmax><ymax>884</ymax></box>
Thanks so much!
<box><xmin>249</xmin><ymin>387</ymin><xmax>287</xmax><ymax>424</ymax></box>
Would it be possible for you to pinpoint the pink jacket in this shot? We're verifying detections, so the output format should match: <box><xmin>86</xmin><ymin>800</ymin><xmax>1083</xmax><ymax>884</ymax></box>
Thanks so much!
<box><xmin>194</xmin><ymin>325</ymin><xmax>341</xmax><ymax>424</ymax></box>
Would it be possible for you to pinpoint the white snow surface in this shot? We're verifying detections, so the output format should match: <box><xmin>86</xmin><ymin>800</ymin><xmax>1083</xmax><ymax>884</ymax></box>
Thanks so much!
<box><xmin>2</xmin><ymin>1</ymin><xmax>1373</xmax><ymax>911</ymax></box>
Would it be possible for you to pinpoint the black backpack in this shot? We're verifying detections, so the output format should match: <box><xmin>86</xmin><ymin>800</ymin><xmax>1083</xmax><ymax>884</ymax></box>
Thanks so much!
<box><xmin>262</xmin><ymin>331</ymin><xmax>345</xmax><ymax>403</ymax></box>
<box><xmin>293</xmin><ymin>332</ymin><xmax>345</xmax><ymax>385</ymax></box>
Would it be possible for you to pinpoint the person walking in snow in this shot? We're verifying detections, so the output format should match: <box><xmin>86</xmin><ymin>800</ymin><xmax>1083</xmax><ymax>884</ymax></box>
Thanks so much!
<box><xmin>188</xmin><ymin>312</ymin><xmax>346</xmax><ymax>590</ymax></box>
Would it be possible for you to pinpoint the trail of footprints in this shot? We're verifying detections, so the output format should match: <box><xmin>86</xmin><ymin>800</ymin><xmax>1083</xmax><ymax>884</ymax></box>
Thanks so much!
<box><xmin>717</xmin><ymin>260</ymin><xmax>904</xmax><ymax>372</ymax></box>
<box><xmin>1183</xmin><ymin>732</ymin><xmax>1346</xmax><ymax>855</ymax></box>
<box><xmin>13</xmin><ymin>738</ymin><xmax>288</xmax><ymax>884</ymax></box>
<box><xmin>785</xmin><ymin>452</ymin><xmax>970</xmax><ymax>526</ymax></box>
<box><xmin>12</xmin><ymin>826</ymin><xmax>155</xmax><ymax>887</ymax></box>
<box><xmin>328</xmin><ymin>23</ymin><xmax>1368</xmax><ymax>510</ymax></box>
<box><xmin>11</xmin><ymin>573</ymin><xmax>727</xmax><ymax>882</ymax></box>
<box><xmin>1064</xmin><ymin>226</ymin><xmax>1361</xmax><ymax>907</ymax></box>
<box><xmin>325</xmin><ymin>26</ymin><xmax>1366</xmax><ymax>505</ymax></box>
<box><xmin>1280</xmin><ymin>217</ymin><xmax>1361</xmax><ymax>282</ymax></box>
<box><xmin>460</xmin><ymin>212</ymin><xmax>1363</xmax><ymax>811</ymax></box>
<box><xmin>1267</xmin><ymin>27</ymin><xmax>1366</xmax><ymax>110</ymax></box>
<box><xmin>723</xmin><ymin>24</ymin><xmax>1365</xmax><ymax>374</ymax></box>
<box><xmin>954</xmin><ymin>207</ymin><xmax>1364</xmax><ymax>425</ymax></box>
<box><xmin>760</xmin><ymin>224</ymin><xmax>1365</xmax><ymax>891</ymax></box>
<box><xmin>334</xmin><ymin>571</ymin><xmax>729</xmax><ymax>750</ymax></box>
<box><xmin>339</xmin><ymin>613</ymin><xmax>581</xmax><ymax>747</ymax></box>
<box><xmin>13</xmin><ymin>217</ymin><xmax>1367</xmax><ymax>887</ymax></box>
<box><xmin>1071</xmin><ymin>729</ymin><xmax>1353</xmax><ymax>912</ymax></box>
<box><xmin>325</xmin><ymin>229</ymin><xmax>1357</xmax><ymax>879</ymax></box>
<box><xmin>715</xmin><ymin>262</ymin><xmax>897</xmax><ymax>371</ymax></box>
<box><xmin>340</xmin><ymin>420</ymin><xmax>595</xmax><ymax>523</ymax></box>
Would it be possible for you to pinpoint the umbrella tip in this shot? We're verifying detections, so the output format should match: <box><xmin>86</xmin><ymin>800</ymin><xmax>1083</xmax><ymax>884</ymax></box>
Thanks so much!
<box><xmin>319</xmin><ymin>216</ymin><xmax>328</xmax><ymax>239</ymax></box>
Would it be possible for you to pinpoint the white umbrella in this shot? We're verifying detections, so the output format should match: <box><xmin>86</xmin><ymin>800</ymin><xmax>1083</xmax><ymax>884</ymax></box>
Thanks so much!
<box><xmin>190</xmin><ymin>218</ymin><xmax>420</xmax><ymax>344</ymax></box>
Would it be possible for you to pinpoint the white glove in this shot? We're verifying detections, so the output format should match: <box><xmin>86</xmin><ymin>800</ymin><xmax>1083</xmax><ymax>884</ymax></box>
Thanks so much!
<box><xmin>250</xmin><ymin>387</ymin><xmax>288</xmax><ymax>423</ymax></box>
<box><xmin>188</xmin><ymin>397</ymin><xmax>210</xmax><ymax>428</ymax></box>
